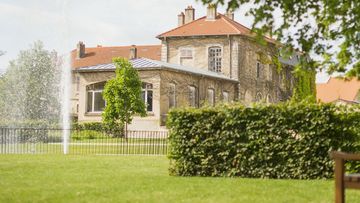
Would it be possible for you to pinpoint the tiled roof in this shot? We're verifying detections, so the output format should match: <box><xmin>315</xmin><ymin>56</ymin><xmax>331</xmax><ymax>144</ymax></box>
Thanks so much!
<box><xmin>76</xmin><ymin>58</ymin><xmax>238</xmax><ymax>82</ymax></box>
<box><xmin>316</xmin><ymin>77</ymin><xmax>360</xmax><ymax>103</ymax></box>
<box><xmin>71</xmin><ymin>45</ymin><xmax>161</xmax><ymax>69</ymax></box>
<box><xmin>157</xmin><ymin>13</ymin><xmax>276</xmax><ymax>43</ymax></box>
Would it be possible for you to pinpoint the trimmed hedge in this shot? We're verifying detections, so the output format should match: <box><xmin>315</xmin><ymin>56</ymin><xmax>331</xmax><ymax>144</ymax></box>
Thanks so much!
<box><xmin>167</xmin><ymin>102</ymin><xmax>360</xmax><ymax>179</ymax></box>
<box><xmin>72</xmin><ymin>122</ymin><xmax>124</xmax><ymax>137</ymax></box>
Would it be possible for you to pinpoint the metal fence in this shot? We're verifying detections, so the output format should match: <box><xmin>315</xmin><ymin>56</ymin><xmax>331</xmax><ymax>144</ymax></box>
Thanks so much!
<box><xmin>0</xmin><ymin>128</ymin><xmax>168</xmax><ymax>155</ymax></box>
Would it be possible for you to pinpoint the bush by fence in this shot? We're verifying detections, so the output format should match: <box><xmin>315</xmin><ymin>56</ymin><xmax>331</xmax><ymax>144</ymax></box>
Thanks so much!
<box><xmin>167</xmin><ymin>102</ymin><xmax>360</xmax><ymax>179</ymax></box>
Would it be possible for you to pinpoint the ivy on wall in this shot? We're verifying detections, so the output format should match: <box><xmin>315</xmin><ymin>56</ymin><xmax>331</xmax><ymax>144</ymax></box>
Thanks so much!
<box><xmin>292</xmin><ymin>67</ymin><xmax>317</xmax><ymax>102</ymax></box>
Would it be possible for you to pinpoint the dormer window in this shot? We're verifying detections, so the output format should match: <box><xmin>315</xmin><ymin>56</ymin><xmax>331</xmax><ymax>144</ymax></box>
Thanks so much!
<box><xmin>208</xmin><ymin>46</ymin><xmax>222</xmax><ymax>72</ymax></box>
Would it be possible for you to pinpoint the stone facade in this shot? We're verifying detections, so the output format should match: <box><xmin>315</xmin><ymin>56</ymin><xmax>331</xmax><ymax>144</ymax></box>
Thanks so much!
<box><xmin>162</xmin><ymin>35</ymin><xmax>294</xmax><ymax>105</ymax></box>
<box><xmin>73</xmin><ymin>68</ymin><xmax>237</xmax><ymax>131</ymax></box>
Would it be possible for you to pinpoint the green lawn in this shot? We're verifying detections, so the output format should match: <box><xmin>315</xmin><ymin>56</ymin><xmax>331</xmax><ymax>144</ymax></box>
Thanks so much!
<box><xmin>0</xmin><ymin>155</ymin><xmax>360</xmax><ymax>203</ymax></box>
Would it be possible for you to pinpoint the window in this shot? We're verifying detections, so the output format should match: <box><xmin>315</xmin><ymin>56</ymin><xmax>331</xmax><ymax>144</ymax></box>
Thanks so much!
<box><xmin>86</xmin><ymin>82</ymin><xmax>106</xmax><ymax>113</ymax></box>
<box><xmin>188</xmin><ymin>86</ymin><xmax>198</xmax><ymax>107</ymax></box>
<box><xmin>266</xmin><ymin>94</ymin><xmax>273</xmax><ymax>103</ymax></box>
<box><xmin>208</xmin><ymin>46</ymin><xmax>222</xmax><ymax>72</ymax></box>
<box><xmin>142</xmin><ymin>82</ymin><xmax>153</xmax><ymax>112</ymax></box>
<box><xmin>256</xmin><ymin>61</ymin><xmax>261</xmax><ymax>78</ymax></box>
<box><xmin>222</xmin><ymin>91</ymin><xmax>229</xmax><ymax>102</ymax></box>
<box><xmin>207</xmin><ymin>88</ymin><xmax>215</xmax><ymax>106</ymax></box>
<box><xmin>179</xmin><ymin>48</ymin><xmax>193</xmax><ymax>65</ymax></box>
<box><xmin>169</xmin><ymin>83</ymin><xmax>176</xmax><ymax>108</ymax></box>
<box><xmin>255</xmin><ymin>92</ymin><xmax>263</xmax><ymax>102</ymax></box>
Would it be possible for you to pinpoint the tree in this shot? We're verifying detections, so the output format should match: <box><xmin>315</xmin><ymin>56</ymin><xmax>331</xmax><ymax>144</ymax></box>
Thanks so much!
<box><xmin>200</xmin><ymin>0</ymin><xmax>360</xmax><ymax>78</ymax></box>
<box><xmin>0</xmin><ymin>50</ymin><xmax>5</xmax><ymax>56</ymax></box>
<box><xmin>102</xmin><ymin>58</ymin><xmax>146</xmax><ymax>137</ymax></box>
<box><xmin>0</xmin><ymin>41</ymin><xmax>61</xmax><ymax>124</ymax></box>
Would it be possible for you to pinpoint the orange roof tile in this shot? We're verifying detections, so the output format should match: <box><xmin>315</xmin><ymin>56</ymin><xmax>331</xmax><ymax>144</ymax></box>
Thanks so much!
<box><xmin>316</xmin><ymin>77</ymin><xmax>360</xmax><ymax>103</ymax></box>
<box><xmin>71</xmin><ymin>45</ymin><xmax>161</xmax><ymax>69</ymax></box>
<box><xmin>157</xmin><ymin>13</ymin><xmax>276</xmax><ymax>43</ymax></box>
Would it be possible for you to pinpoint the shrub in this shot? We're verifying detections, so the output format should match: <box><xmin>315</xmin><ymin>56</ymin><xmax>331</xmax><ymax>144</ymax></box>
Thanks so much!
<box><xmin>167</xmin><ymin>102</ymin><xmax>360</xmax><ymax>179</ymax></box>
<box><xmin>71</xmin><ymin>130</ymin><xmax>107</xmax><ymax>141</ymax></box>
<box><xmin>72</xmin><ymin>122</ymin><xmax>124</xmax><ymax>138</ymax></box>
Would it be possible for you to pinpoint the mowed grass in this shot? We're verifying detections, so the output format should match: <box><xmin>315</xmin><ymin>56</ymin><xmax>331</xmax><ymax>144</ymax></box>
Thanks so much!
<box><xmin>0</xmin><ymin>155</ymin><xmax>360</xmax><ymax>203</ymax></box>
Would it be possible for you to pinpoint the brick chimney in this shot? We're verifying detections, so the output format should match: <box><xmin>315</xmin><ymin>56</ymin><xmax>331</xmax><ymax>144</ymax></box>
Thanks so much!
<box><xmin>206</xmin><ymin>4</ymin><xmax>217</xmax><ymax>21</ymax></box>
<box><xmin>184</xmin><ymin>6</ymin><xmax>195</xmax><ymax>24</ymax></box>
<box><xmin>129</xmin><ymin>45</ymin><xmax>137</xmax><ymax>59</ymax></box>
<box><xmin>178</xmin><ymin>12</ymin><xmax>185</xmax><ymax>27</ymax></box>
<box><xmin>225</xmin><ymin>9</ymin><xmax>234</xmax><ymax>20</ymax></box>
<box><xmin>76</xmin><ymin>41</ymin><xmax>85</xmax><ymax>59</ymax></box>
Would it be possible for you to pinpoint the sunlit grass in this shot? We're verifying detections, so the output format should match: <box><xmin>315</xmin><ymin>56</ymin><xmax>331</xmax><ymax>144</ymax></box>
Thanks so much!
<box><xmin>1</xmin><ymin>155</ymin><xmax>360</xmax><ymax>203</ymax></box>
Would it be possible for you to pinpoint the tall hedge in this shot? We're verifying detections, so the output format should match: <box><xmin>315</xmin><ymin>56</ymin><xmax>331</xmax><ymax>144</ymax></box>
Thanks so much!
<box><xmin>167</xmin><ymin>102</ymin><xmax>360</xmax><ymax>179</ymax></box>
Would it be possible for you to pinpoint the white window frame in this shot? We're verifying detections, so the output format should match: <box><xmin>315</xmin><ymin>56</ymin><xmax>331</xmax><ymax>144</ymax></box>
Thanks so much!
<box><xmin>87</xmin><ymin>90</ymin><xmax>105</xmax><ymax>113</ymax></box>
<box><xmin>142</xmin><ymin>82</ymin><xmax>153</xmax><ymax>112</ymax></box>
<box><xmin>208</xmin><ymin>46</ymin><xmax>222</xmax><ymax>73</ymax></box>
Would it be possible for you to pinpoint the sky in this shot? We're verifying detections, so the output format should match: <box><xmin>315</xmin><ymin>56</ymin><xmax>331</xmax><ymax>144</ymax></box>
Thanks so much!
<box><xmin>0</xmin><ymin>0</ymin><xmax>330</xmax><ymax>82</ymax></box>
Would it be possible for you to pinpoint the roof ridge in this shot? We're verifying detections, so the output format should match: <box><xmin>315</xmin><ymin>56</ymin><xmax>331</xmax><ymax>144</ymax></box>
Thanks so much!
<box><xmin>219</xmin><ymin>14</ymin><xmax>242</xmax><ymax>34</ymax></box>
<box><xmin>220</xmin><ymin>13</ymin><xmax>252</xmax><ymax>33</ymax></box>
<box><xmin>85</xmin><ymin>44</ymin><xmax>161</xmax><ymax>49</ymax></box>
<box><xmin>156</xmin><ymin>16</ymin><xmax>207</xmax><ymax>38</ymax></box>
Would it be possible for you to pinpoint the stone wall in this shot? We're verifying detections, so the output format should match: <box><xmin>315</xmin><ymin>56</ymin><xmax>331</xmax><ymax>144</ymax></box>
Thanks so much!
<box><xmin>166</xmin><ymin>36</ymin><xmax>232</xmax><ymax>78</ymax></box>
<box><xmin>162</xmin><ymin>35</ymin><xmax>295</xmax><ymax>105</ymax></box>
<box><xmin>159</xmin><ymin>70</ymin><xmax>237</xmax><ymax>120</ymax></box>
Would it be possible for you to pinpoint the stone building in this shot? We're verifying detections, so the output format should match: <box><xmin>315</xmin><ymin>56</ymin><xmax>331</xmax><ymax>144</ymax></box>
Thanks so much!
<box><xmin>71</xmin><ymin>5</ymin><xmax>299</xmax><ymax>130</ymax></box>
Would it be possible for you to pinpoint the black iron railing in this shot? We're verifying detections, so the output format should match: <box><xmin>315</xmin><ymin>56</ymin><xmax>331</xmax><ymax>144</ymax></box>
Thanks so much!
<box><xmin>0</xmin><ymin>128</ymin><xmax>168</xmax><ymax>155</ymax></box>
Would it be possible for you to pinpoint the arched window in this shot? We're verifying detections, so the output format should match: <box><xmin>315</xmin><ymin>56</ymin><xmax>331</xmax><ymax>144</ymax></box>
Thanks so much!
<box><xmin>168</xmin><ymin>83</ymin><xmax>176</xmax><ymax>108</ymax></box>
<box><xmin>142</xmin><ymin>82</ymin><xmax>153</xmax><ymax>112</ymax></box>
<box><xmin>255</xmin><ymin>92</ymin><xmax>263</xmax><ymax>102</ymax></box>
<box><xmin>222</xmin><ymin>91</ymin><xmax>229</xmax><ymax>103</ymax></box>
<box><xmin>188</xmin><ymin>86</ymin><xmax>198</xmax><ymax>107</ymax></box>
<box><xmin>86</xmin><ymin>82</ymin><xmax>106</xmax><ymax>113</ymax></box>
<box><xmin>256</xmin><ymin>61</ymin><xmax>261</xmax><ymax>78</ymax></box>
<box><xmin>266</xmin><ymin>94</ymin><xmax>273</xmax><ymax>103</ymax></box>
<box><xmin>244</xmin><ymin>90</ymin><xmax>252</xmax><ymax>103</ymax></box>
<box><xmin>207</xmin><ymin>88</ymin><xmax>215</xmax><ymax>106</ymax></box>
<box><xmin>208</xmin><ymin>46</ymin><xmax>222</xmax><ymax>72</ymax></box>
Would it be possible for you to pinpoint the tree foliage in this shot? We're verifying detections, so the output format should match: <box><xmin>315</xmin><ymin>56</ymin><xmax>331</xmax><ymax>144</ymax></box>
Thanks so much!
<box><xmin>102</xmin><ymin>58</ymin><xmax>146</xmax><ymax>132</ymax></box>
<box><xmin>0</xmin><ymin>50</ymin><xmax>5</xmax><ymax>56</ymax></box>
<box><xmin>200</xmin><ymin>0</ymin><xmax>360</xmax><ymax>78</ymax></box>
<box><xmin>0</xmin><ymin>41</ymin><xmax>61</xmax><ymax>124</ymax></box>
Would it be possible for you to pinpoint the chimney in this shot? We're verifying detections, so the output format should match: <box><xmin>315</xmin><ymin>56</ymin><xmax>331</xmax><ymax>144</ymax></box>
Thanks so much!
<box><xmin>76</xmin><ymin>41</ymin><xmax>85</xmax><ymax>59</ymax></box>
<box><xmin>225</xmin><ymin>9</ymin><xmax>234</xmax><ymax>20</ymax></box>
<box><xmin>178</xmin><ymin>12</ymin><xmax>185</xmax><ymax>27</ymax></box>
<box><xmin>129</xmin><ymin>45</ymin><xmax>137</xmax><ymax>59</ymax></box>
<box><xmin>206</xmin><ymin>4</ymin><xmax>217</xmax><ymax>21</ymax></box>
<box><xmin>184</xmin><ymin>6</ymin><xmax>195</xmax><ymax>24</ymax></box>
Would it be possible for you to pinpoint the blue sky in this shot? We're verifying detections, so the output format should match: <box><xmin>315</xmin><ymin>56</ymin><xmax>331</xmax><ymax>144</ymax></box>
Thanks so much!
<box><xmin>0</xmin><ymin>0</ymin><xmax>329</xmax><ymax>82</ymax></box>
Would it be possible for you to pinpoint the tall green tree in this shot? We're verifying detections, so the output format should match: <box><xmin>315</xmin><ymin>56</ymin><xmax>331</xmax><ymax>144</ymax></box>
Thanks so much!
<box><xmin>200</xmin><ymin>0</ymin><xmax>360</xmax><ymax>78</ymax></box>
<box><xmin>0</xmin><ymin>41</ymin><xmax>61</xmax><ymax>124</ymax></box>
<box><xmin>102</xmin><ymin>58</ymin><xmax>146</xmax><ymax>136</ymax></box>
